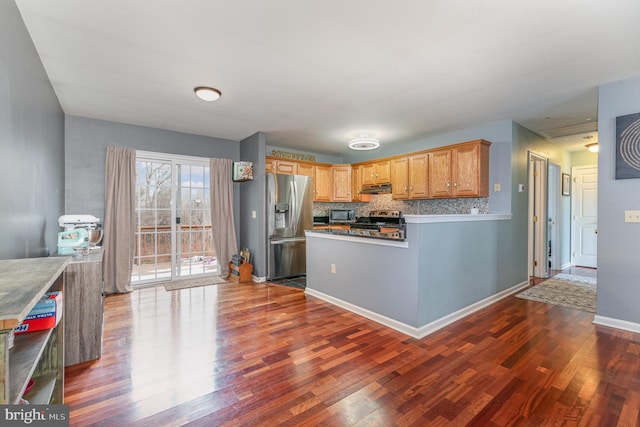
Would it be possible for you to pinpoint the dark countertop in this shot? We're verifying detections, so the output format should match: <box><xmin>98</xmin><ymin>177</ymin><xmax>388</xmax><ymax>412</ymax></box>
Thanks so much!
<box><xmin>307</xmin><ymin>228</ymin><xmax>405</xmax><ymax>242</ymax></box>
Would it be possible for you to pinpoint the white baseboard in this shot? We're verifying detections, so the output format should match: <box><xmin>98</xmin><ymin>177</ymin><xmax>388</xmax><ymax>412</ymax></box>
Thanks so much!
<box><xmin>252</xmin><ymin>275</ymin><xmax>266</xmax><ymax>283</ymax></box>
<box><xmin>561</xmin><ymin>262</ymin><xmax>572</xmax><ymax>270</ymax></box>
<box><xmin>305</xmin><ymin>280</ymin><xmax>530</xmax><ymax>339</ymax></box>
<box><xmin>593</xmin><ymin>315</ymin><xmax>640</xmax><ymax>334</ymax></box>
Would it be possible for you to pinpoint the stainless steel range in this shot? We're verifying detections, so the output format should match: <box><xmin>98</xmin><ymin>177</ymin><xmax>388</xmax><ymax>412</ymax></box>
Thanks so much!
<box><xmin>349</xmin><ymin>210</ymin><xmax>406</xmax><ymax>241</ymax></box>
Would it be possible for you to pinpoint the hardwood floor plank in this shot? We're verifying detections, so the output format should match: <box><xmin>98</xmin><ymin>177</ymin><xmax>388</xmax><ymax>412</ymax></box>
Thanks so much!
<box><xmin>64</xmin><ymin>273</ymin><xmax>640</xmax><ymax>426</ymax></box>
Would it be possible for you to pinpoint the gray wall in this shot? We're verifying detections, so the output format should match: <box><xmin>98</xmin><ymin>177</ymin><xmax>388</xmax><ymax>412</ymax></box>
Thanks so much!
<box><xmin>0</xmin><ymin>0</ymin><xmax>65</xmax><ymax>259</ymax></box>
<box><xmin>597</xmin><ymin>74</ymin><xmax>640</xmax><ymax>323</ymax></box>
<box><xmin>65</xmin><ymin>115</ymin><xmax>239</xmax><ymax>222</ymax></box>
<box><xmin>239</xmin><ymin>132</ymin><xmax>267</xmax><ymax>276</ymax></box>
<box><xmin>512</xmin><ymin>123</ymin><xmax>572</xmax><ymax>270</ymax></box>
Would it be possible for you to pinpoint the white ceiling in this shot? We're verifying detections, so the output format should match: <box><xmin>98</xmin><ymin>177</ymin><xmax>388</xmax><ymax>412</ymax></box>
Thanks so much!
<box><xmin>15</xmin><ymin>0</ymin><xmax>640</xmax><ymax>155</ymax></box>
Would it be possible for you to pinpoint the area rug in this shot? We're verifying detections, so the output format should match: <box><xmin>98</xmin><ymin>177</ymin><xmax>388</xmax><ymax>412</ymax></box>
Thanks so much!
<box><xmin>163</xmin><ymin>276</ymin><xmax>228</xmax><ymax>291</ymax></box>
<box><xmin>516</xmin><ymin>275</ymin><xmax>597</xmax><ymax>313</ymax></box>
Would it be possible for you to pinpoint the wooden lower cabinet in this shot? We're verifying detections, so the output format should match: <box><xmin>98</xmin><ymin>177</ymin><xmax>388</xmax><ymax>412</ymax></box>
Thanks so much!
<box><xmin>64</xmin><ymin>249</ymin><xmax>104</xmax><ymax>366</ymax></box>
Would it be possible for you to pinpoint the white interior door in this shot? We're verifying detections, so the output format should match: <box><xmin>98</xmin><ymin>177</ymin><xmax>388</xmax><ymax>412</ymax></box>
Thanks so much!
<box><xmin>572</xmin><ymin>166</ymin><xmax>598</xmax><ymax>268</ymax></box>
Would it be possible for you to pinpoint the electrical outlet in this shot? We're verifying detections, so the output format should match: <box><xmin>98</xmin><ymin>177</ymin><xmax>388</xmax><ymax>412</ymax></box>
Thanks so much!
<box><xmin>251</xmin><ymin>210</ymin><xmax>257</xmax><ymax>219</ymax></box>
<box><xmin>494</xmin><ymin>183</ymin><xmax>501</xmax><ymax>192</ymax></box>
<box><xmin>330</xmin><ymin>263</ymin><xmax>336</xmax><ymax>274</ymax></box>
<box><xmin>625</xmin><ymin>210</ymin><xmax>640</xmax><ymax>223</ymax></box>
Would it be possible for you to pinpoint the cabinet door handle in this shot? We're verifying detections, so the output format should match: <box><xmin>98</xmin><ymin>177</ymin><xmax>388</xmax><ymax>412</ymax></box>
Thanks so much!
<box><xmin>454</xmin><ymin>182</ymin><xmax>457</xmax><ymax>188</ymax></box>
<box><xmin>447</xmin><ymin>181</ymin><xmax>450</xmax><ymax>188</ymax></box>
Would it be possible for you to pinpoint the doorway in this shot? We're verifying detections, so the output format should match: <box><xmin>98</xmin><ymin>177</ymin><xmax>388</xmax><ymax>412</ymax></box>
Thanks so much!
<box><xmin>528</xmin><ymin>152</ymin><xmax>548</xmax><ymax>278</ymax></box>
<box><xmin>131</xmin><ymin>152</ymin><xmax>217</xmax><ymax>285</ymax></box>
<box><xmin>572</xmin><ymin>166</ymin><xmax>598</xmax><ymax>268</ymax></box>
<box><xmin>547</xmin><ymin>162</ymin><xmax>561</xmax><ymax>270</ymax></box>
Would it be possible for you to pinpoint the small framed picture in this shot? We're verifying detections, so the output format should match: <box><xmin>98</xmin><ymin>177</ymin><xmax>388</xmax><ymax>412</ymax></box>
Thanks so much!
<box><xmin>562</xmin><ymin>173</ymin><xmax>571</xmax><ymax>196</ymax></box>
<box><xmin>232</xmin><ymin>162</ymin><xmax>254</xmax><ymax>182</ymax></box>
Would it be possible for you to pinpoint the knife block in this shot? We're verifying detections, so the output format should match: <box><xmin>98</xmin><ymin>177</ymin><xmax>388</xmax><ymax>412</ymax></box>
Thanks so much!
<box><xmin>228</xmin><ymin>261</ymin><xmax>253</xmax><ymax>284</ymax></box>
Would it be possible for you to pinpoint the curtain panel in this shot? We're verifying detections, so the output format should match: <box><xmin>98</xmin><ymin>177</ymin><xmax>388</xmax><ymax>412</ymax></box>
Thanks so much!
<box><xmin>209</xmin><ymin>158</ymin><xmax>239</xmax><ymax>278</ymax></box>
<box><xmin>103</xmin><ymin>145</ymin><xmax>136</xmax><ymax>294</ymax></box>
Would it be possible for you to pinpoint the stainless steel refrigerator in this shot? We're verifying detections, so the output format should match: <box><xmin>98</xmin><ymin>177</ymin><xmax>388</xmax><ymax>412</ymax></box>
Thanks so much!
<box><xmin>267</xmin><ymin>173</ymin><xmax>313</xmax><ymax>280</ymax></box>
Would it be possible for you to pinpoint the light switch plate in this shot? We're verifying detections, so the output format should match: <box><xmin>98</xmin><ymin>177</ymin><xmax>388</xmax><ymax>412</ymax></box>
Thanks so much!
<box><xmin>494</xmin><ymin>183</ymin><xmax>501</xmax><ymax>192</ymax></box>
<box><xmin>625</xmin><ymin>210</ymin><xmax>640</xmax><ymax>223</ymax></box>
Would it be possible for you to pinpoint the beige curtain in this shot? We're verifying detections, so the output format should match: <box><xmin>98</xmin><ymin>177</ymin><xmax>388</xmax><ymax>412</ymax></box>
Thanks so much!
<box><xmin>210</xmin><ymin>158</ymin><xmax>238</xmax><ymax>278</ymax></box>
<box><xmin>103</xmin><ymin>146</ymin><xmax>136</xmax><ymax>294</ymax></box>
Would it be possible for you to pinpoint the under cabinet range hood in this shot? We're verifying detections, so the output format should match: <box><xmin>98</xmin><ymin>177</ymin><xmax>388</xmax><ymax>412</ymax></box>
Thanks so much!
<box><xmin>360</xmin><ymin>183</ymin><xmax>392</xmax><ymax>194</ymax></box>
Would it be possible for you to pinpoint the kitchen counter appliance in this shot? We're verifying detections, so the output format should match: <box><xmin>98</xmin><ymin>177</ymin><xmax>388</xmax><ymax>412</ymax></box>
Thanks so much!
<box><xmin>57</xmin><ymin>214</ymin><xmax>102</xmax><ymax>255</ymax></box>
<box><xmin>349</xmin><ymin>210</ymin><xmax>406</xmax><ymax>241</ymax></box>
<box><xmin>267</xmin><ymin>173</ymin><xmax>313</xmax><ymax>280</ymax></box>
<box><xmin>329</xmin><ymin>208</ymin><xmax>355</xmax><ymax>223</ymax></box>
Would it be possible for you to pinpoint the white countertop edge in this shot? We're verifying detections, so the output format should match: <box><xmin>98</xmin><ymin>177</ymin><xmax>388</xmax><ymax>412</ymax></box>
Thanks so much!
<box><xmin>305</xmin><ymin>231</ymin><xmax>409</xmax><ymax>248</ymax></box>
<box><xmin>404</xmin><ymin>213</ymin><xmax>512</xmax><ymax>223</ymax></box>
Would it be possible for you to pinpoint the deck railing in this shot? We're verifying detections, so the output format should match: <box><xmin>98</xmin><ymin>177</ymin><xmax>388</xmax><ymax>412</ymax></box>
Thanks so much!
<box><xmin>134</xmin><ymin>225</ymin><xmax>216</xmax><ymax>264</ymax></box>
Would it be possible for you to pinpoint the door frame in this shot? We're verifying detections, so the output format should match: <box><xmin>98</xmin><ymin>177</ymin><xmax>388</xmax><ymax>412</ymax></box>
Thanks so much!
<box><xmin>547</xmin><ymin>162</ymin><xmax>562</xmax><ymax>270</ymax></box>
<box><xmin>528</xmin><ymin>152</ymin><xmax>548</xmax><ymax>278</ymax></box>
<box><xmin>133</xmin><ymin>150</ymin><xmax>215</xmax><ymax>286</ymax></box>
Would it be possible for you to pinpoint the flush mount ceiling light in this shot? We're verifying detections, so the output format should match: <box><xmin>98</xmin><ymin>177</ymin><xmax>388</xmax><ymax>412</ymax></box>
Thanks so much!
<box><xmin>194</xmin><ymin>86</ymin><xmax>221</xmax><ymax>102</ymax></box>
<box><xmin>348</xmin><ymin>135</ymin><xmax>380</xmax><ymax>150</ymax></box>
<box><xmin>586</xmin><ymin>142</ymin><xmax>599</xmax><ymax>153</ymax></box>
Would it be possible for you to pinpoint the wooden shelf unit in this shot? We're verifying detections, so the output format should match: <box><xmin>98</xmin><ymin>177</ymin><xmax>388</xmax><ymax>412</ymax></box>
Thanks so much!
<box><xmin>0</xmin><ymin>256</ymin><xmax>69</xmax><ymax>405</ymax></box>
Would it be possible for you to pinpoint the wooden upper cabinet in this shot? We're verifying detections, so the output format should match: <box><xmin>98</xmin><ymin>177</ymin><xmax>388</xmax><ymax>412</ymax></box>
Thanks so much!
<box><xmin>429</xmin><ymin>149</ymin><xmax>453</xmax><ymax>198</ymax></box>
<box><xmin>313</xmin><ymin>164</ymin><xmax>332</xmax><ymax>202</ymax></box>
<box><xmin>361</xmin><ymin>163</ymin><xmax>376</xmax><ymax>186</ymax></box>
<box><xmin>391</xmin><ymin>157</ymin><xmax>409</xmax><ymax>199</ymax></box>
<box><xmin>267</xmin><ymin>157</ymin><xmax>297</xmax><ymax>175</ymax></box>
<box><xmin>408</xmin><ymin>153</ymin><xmax>428</xmax><ymax>199</ymax></box>
<box><xmin>376</xmin><ymin>160</ymin><xmax>391</xmax><ymax>184</ymax></box>
<box><xmin>296</xmin><ymin>162</ymin><xmax>315</xmax><ymax>177</ymax></box>
<box><xmin>392</xmin><ymin>154</ymin><xmax>428</xmax><ymax>200</ymax></box>
<box><xmin>429</xmin><ymin>140</ymin><xmax>490</xmax><ymax>198</ymax></box>
<box><xmin>361</xmin><ymin>160</ymin><xmax>391</xmax><ymax>185</ymax></box>
<box><xmin>452</xmin><ymin>140</ymin><xmax>490</xmax><ymax>197</ymax></box>
<box><xmin>352</xmin><ymin>166</ymin><xmax>363</xmax><ymax>201</ymax></box>
<box><xmin>332</xmin><ymin>165</ymin><xmax>352</xmax><ymax>202</ymax></box>
<box><xmin>265</xmin><ymin>138</ymin><xmax>489</xmax><ymax>201</ymax></box>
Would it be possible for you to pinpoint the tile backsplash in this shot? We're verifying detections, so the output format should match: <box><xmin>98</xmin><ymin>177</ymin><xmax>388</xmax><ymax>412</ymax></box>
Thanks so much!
<box><xmin>314</xmin><ymin>194</ymin><xmax>489</xmax><ymax>217</ymax></box>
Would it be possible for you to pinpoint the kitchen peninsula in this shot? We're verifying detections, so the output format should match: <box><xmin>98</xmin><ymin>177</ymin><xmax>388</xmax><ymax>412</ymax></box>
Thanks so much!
<box><xmin>305</xmin><ymin>212</ymin><xmax>521</xmax><ymax>338</ymax></box>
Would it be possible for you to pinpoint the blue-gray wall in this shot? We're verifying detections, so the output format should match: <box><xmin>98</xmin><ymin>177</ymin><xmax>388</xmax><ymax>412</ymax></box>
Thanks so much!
<box><xmin>65</xmin><ymin>115</ymin><xmax>239</xmax><ymax>223</ymax></box>
<box><xmin>0</xmin><ymin>0</ymin><xmax>65</xmax><ymax>259</ymax></box>
<box><xmin>239</xmin><ymin>132</ymin><xmax>267</xmax><ymax>276</ymax></box>
<box><xmin>512</xmin><ymin>123</ymin><xmax>572</xmax><ymax>271</ymax></box>
<box><xmin>597</xmin><ymin>74</ymin><xmax>640</xmax><ymax>323</ymax></box>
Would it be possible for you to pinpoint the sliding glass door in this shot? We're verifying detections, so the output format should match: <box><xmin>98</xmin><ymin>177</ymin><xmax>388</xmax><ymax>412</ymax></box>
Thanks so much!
<box><xmin>131</xmin><ymin>153</ymin><xmax>216</xmax><ymax>285</ymax></box>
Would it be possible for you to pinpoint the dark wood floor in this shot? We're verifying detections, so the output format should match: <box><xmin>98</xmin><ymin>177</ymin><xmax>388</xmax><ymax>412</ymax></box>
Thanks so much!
<box><xmin>65</xmin><ymin>268</ymin><xmax>640</xmax><ymax>426</ymax></box>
